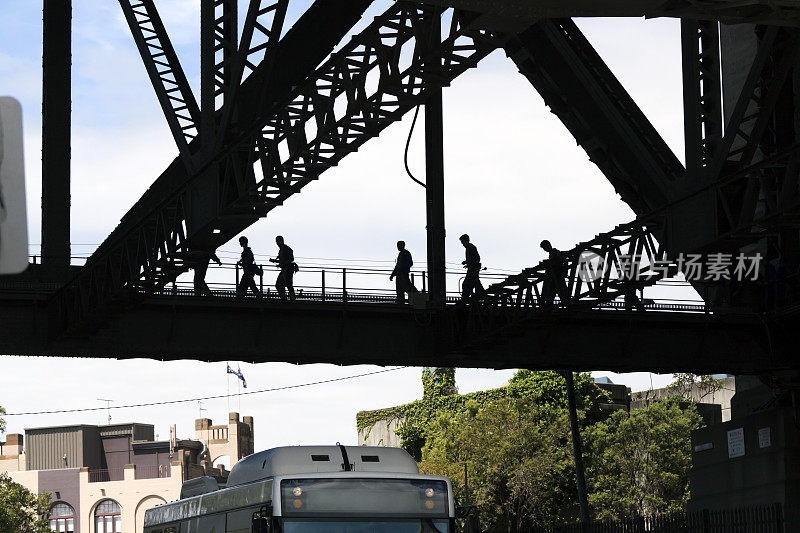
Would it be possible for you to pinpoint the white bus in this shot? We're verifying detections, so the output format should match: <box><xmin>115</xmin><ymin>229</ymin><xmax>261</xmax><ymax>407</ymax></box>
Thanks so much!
<box><xmin>143</xmin><ymin>445</ymin><xmax>454</xmax><ymax>533</ymax></box>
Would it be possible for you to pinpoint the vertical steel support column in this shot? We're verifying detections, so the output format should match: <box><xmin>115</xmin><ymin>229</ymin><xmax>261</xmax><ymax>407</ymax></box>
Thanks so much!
<box><xmin>681</xmin><ymin>19</ymin><xmax>723</xmax><ymax>180</ymax></box>
<box><xmin>41</xmin><ymin>0</ymin><xmax>72</xmax><ymax>274</ymax></box>
<box><xmin>200</xmin><ymin>0</ymin><xmax>216</xmax><ymax>147</ymax></box>
<box><xmin>564</xmin><ymin>371</ymin><xmax>590</xmax><ymax>525</ymax></box>
<box><xmin>425</xmin><ymin>15</ymin><xmax>446</xmax><ymax>308</ymax></box>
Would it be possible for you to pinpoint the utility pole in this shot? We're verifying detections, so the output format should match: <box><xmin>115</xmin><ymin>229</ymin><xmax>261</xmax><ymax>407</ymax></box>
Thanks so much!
<box><xmin>97</xmin><ymin>398</ymin><xmax>113</xmax><ymax>425</ymax></box>
<box><xmin>563</xmin><ymin>371</ymin><xmax>590</xmax><ymax>525</ymax></box>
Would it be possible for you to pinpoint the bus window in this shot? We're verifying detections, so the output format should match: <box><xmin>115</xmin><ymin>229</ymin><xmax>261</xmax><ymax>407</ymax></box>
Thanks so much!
<box><xmin>187</xmin><ymin>515</ymin><xmax>225</xmax><ymax>533</ymax></box>
<box><xmin>227</xmin><ymin>508</ymin><xmax>255</xmax><ymax>533</ymax></box>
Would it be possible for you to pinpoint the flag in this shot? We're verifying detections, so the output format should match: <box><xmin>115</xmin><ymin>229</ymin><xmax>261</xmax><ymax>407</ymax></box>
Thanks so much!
<box><xmin>226</xmin><ymin>363</ymin><xmax>247</xmax><ymax>388</ymax></box>
<box><xmin>237</xmin><ymin>365</ymin><xmax>247</xmax><ymax>388</ymax></box>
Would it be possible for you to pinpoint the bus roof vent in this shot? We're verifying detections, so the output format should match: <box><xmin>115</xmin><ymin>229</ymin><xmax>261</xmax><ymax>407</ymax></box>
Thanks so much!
<box><xmin>227</xmin><ymin>446</ymin><xmax>419</xmax><ymax>487</ymax></box>
<box><xmin>179</xmin><ymin>476</ymin><xmax>220</xmax><ymax>499</ymax></box>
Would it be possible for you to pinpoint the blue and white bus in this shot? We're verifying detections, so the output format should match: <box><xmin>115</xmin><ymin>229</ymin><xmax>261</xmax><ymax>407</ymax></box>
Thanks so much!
<box><xmin>144</xmin><ymin>445</ymin><xmax>454</xmax><ymax>533</ymax></box>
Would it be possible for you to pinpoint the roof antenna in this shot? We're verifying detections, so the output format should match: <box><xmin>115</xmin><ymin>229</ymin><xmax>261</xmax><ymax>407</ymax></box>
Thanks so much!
<box><xmin>336</xmin><ymin>442</ymin><xmax>352</xmax><ymax>472</ymax></box>
<box><xmin>97</xmin><ymin>398</ymin><xmax>113</xmax><ymax>425</ymax></box>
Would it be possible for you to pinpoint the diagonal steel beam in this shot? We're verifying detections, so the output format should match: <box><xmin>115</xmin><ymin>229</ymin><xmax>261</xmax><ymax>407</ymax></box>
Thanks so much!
<box><xmin>505</xmin><ymin>19</ymin><xmax>685</xmax><ymax>216</ymax></box>
<box><xmin>215</xmin><ymin>0</ymin><xmax>290</xmax><ymax>152</ymax></box>
<box><xmin>119</xmin><ymin>0</ymin><xmax>201</xmax><ymax>172</ymax></box>
<box><xmin>703</xmin><ymin>27</ymin><xmax>800</xmax><ymax>237</ymax></box>
<box><xmin>51</xmin><ymin>2</ymin><xmax>500</xmax><ymax>336</ymax></box>
<box><xmin>707</xmin><ymin>26</ymin><xmax>780</xmax><ymax>179</ymax></box>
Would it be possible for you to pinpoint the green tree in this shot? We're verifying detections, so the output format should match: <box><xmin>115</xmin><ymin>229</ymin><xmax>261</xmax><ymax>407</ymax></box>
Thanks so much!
<box><xmin>666</xmin><ymin>373</ymin><xmax>723</xmax><ymax>401</ymax></box>
<box><xmin>410</xmin><ymin>371</ymin><xmax>608</xmax><ymax>531</ymax></box>
<box><xmin>0</xmin><ymin>473</ymin><xmax>51</xmax><ymax>533</ymax></box>
<box><xmin>419</xmin><ymin>398</ymin><xmax>578</xmax><ymax>531</ymax></box>
<box><xmin>506</xmin><ymin>370</ymin><xmax>608</xmax><ymax>424</ymax></box>
<box><xmin>585</xmin><ymin>400</ymin><xmax>703</xmax><ymax>519</ymax></box>
<box><xmin>396</xmin><ymin>369</ymin><xmax>607</xmax><ymax>463</ymax></box>
<box><xmin>421</xmin><ymin>367</ymin><xmax>458</xmax><ymax>398</ymax></box>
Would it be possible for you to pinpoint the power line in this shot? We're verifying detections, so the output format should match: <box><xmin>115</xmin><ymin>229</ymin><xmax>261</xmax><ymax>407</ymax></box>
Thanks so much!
<box><xmin>3</xmin><ymin>367</ymin><xmax>410</xmax><ymax>417</ymax></box>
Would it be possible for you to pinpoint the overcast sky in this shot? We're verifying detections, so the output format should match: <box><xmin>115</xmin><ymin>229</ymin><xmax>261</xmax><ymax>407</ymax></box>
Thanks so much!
<box><xmin>0</xmin><ymin>1</ymin><xmax>691</xmax><ymax>457</ymax></box>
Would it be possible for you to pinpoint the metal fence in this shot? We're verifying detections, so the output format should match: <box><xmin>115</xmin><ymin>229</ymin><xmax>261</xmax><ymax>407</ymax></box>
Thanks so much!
<box><xmin>87</xmin><ymin>468</ymin><xmax>124</xmax><ymax>483</ymax></box>
<box><xmin>531</xmin><ymin>504</ymin><xmax>790</xmax><ymax>533</ymax></box>
<box><xmin>134</xmin><ymin>464</ymin><xmax>171</xmax><ymax>480</ymax></box>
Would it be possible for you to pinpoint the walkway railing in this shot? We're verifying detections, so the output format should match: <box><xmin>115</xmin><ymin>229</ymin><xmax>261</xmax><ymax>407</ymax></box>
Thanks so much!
<box><xmin>143</xmin><ymin>258</ymin><xmax>705</xmax><ymax>313</ymax></box>
<box><xmin>27</xmin><ymin>224</ymin><xmax>709</xmax><ymax>315</ymax></box>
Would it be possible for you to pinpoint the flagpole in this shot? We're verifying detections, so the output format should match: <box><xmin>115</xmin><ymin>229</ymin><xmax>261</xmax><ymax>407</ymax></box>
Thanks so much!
<box><xmin>226</xmin><ymin>362</ymin><xmax>230</xmax><ymax>414</ymax></box>
<box><xmin>237</xmin><ymin>375</ymin><xmax>241</xmax><ymax>413</ymax></box>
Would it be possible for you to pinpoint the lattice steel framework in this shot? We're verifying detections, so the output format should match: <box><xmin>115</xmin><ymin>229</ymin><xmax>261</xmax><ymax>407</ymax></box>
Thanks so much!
<box><xmin>41</xmin><ymin>0</ymin><xmax>800</xmax><ymax>348</ymax></box>
<box><xmin>52</xmin><ymin>2</ymin><xmax>501</xmax><ymax>335</ymax></box>
<box><xmin>118</xmin><ymin>0</ymin><xmax>201</xmax><ymax>172</ymax></box>
<box><xmin>682</xmin><ymin>19</ymin><xmax>723</xmax><ymax>179</ymax></box>
<box><xmin>485</xmin><ymin>220</ymin><xmax>677</xmax><ymax>312</ymax></box>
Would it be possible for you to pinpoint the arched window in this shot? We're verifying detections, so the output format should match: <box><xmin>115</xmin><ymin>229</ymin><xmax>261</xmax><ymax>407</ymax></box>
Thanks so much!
<box><xmin>48</xmin><ymin>502</ymin><xmax>75</xmax><ymax>533</ymax></box>
<box><xmin>94</xmin><ymin>499</ymin><xmax>122</xmax><ymax>533</ymax></box>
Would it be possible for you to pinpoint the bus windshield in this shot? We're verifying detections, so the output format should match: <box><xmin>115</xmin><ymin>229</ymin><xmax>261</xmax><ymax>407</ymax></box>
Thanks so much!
<box><xmin>280</xmin><ymin>478</ymin><xmax>449</xmax><ymax>518</ymax></box>
<box><xmin>282</xmin><ymin>519</ymin><xmax>450</xmax><ymax>532</ymax></box>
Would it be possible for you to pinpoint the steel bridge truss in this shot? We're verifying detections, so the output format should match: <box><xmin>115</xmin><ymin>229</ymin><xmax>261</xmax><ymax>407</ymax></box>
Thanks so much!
<box><xmin>52</xmin><ymin>2</ymin><xmax>501</xmax><ymax>336</ymax></box>
<box><xmin>47</xmin><ymin>0</ymin><xmax>800</xmax><ymax>348</ymax></box>
<box><xmin>485</xmin><ymin>220</ymin><xmax>680</xmax><ymax>313</ymax></box>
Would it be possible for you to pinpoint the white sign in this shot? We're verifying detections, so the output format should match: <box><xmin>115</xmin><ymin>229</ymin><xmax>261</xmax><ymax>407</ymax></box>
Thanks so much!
<box><xmin>758</xmin><ymin>427</ymin><xmax>771</xmax><ymax>449</ymax></box>
<box><xmin>727</xmin><ymin>427</ymin><xmax>745</xmax><ymax>458</ymax></box>
<box><xmin>0</xmin><ymin>97</ymin><xmax>29</xmax><ymax>274</ymax></box>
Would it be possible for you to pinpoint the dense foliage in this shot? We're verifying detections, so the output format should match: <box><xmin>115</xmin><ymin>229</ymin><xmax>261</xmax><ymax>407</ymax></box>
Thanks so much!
<box><xmin>392</xmin><ymin>370</ymin><xmax>606</xmax><ymax>530</ymax></box>
<box><xmin>1</xmin><ymin>406</ymin><xmax>51</xmax><ymax>533</ymax></box>
<box><xmin>0</xmin><ymin>471</ymin><xmax>51</xmax><ymax>533</ymax></box>
<box><xmin>359</xmin><ymin>370</ymin><xmax>712</xmax><ymax>528</ymax></box>
<box><xmin>585</xmin><ymin>400</ymin><xmax>703</xmax><ymax>519</ymax></box>
<box><xmin>390</xmin><ymin>369</ymin><xmax>605</xmax><ymax>462</ymax></box>
<box><xmin>419</xmin><ymin>398</ymin><xmax>579</xmax><ymax>530</ymax></box>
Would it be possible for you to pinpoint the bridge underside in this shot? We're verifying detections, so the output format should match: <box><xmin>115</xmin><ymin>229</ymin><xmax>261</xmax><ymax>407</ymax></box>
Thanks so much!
<box><xmin>0</xmin><ymin>287</ymin><xmax>786</xmax><ymax>374</ymax></box>
<box><xmin>419</xmin><ymin>0</ymin><xmax>800</xmax><ymax>27</ymax></box>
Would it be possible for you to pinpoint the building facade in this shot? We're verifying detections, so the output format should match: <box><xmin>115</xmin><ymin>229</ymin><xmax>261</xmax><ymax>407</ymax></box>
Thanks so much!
<box><xmin>0</xmin><ymin>412</ymin><xmax>254</xmax><ymax>533</ymax></box>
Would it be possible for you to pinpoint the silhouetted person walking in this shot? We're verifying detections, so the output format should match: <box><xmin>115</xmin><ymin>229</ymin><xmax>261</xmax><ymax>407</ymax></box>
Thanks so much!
<box><xmin>460</xmin><ymin>234</ymin><xmax>485</xmax><ymax>302</ymax></box>
<box><xmin>237</xmin><ymin>236</ymin><xmax>260</xmax><ymax>297</ymax></box>
<box><xmin>541</xmin><ymin>239</ymin><xmax>569</xmax><ymax>306</ymax></box>
<box><xmin>270</xmin><ymin>235</ymin><xmax>296</xmax><ymax>300</ymax></box>
<box><xmin>194</xmin><ymin>249</ymin><xmax>221</xmax><ymax>297</ymax></box>
<box><xmin>390</xmin><ymin>240</ymin><xmax>419</xmax><ymax>304</ymax></box>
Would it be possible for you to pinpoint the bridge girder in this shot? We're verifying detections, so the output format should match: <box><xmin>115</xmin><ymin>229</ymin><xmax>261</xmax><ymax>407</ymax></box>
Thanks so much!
<box><xmin>416</xmin><ymin>0</ymin><xmax>800</xmax><ymax>29</ymax></box>
<box><xmin>0</xmin><ymin>282</ymin><xmax>787</xmax><ymax>374</ymax></box>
